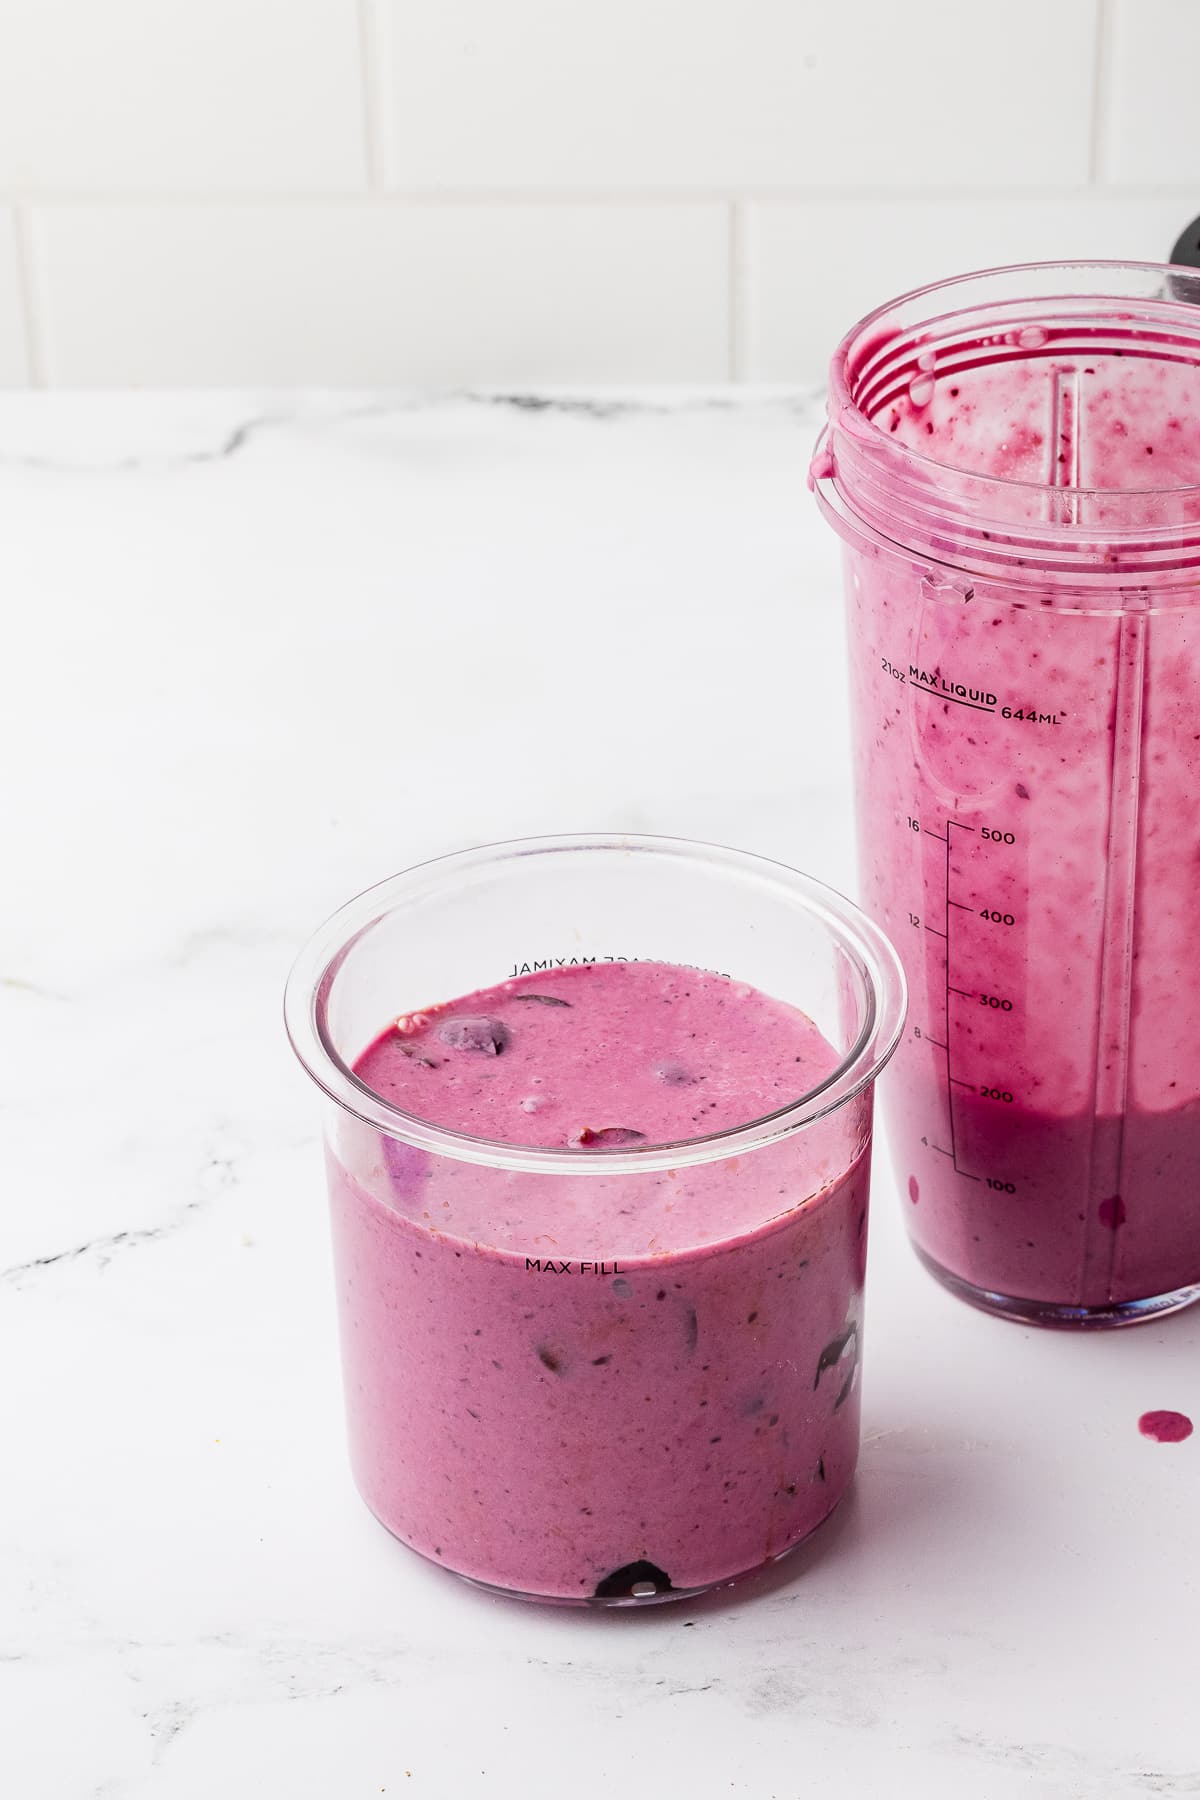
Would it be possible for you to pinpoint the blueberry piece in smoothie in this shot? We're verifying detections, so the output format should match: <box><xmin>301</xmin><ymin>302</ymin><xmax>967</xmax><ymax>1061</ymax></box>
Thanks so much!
<box><xmin>814</xmin><ymin>1322</ymin><xmax>859</xmax><ymax>1408</ymax></box>
<box><xmin>511</xmin><ymin>993</ymin><xmax>572</xmax><ymax>1007</ymax></box>
<box><xmin>654</xmin><ymin>1059</ymin><xmax>695</xmax><ymax>1085</ymax></box>
<box><xmin>436</xmin><ymin>1016</ymin><xmax>511</xmax><ymax>1055</ymax></box>
<box><xmin>593</xmin><ymin>1560</ymin><xmax>674</xmax><ymax>1600</ymax></box>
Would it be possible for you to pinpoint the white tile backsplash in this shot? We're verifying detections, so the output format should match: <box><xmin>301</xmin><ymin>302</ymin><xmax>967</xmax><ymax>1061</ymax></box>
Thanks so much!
<box><xmin>1</xmin><ymin>0</ymin><xmax>1199</xmax><ymax>384</ymax></box>
<box><xmin>378</xmin><ymin>0</ymin><xmax>1097</xmax><ymax>190</ymax></box>
<box><xmin>1103</xmin><ymin>0</ymin><xmax>1200</xmax><ymax>186</ymax></box>
<box><xmin>36</xmin><ymin>203</ymin><xmax>729</xmax><ymax>385</ymax></box>
<box><xmin>0</xmin><ymin>211</ymin><xmax>30</xmax><ymax>384</ymax></box>
<box><xmin>0</xmin><ymin>0</ymin><xmax>366</xmax><ymax>192</ymax></box>
<box><xmin>746</xmin><ymin>195</ymin><xmax>1196</xmax><ymax>382</ymax></box>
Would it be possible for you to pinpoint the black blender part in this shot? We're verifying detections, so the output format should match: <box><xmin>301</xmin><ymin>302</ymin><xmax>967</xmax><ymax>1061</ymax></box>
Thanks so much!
<box><xmin>1171</xmin><ymin>215</ymin><xmax>1200</xmax><ymax>268</ymax></box>
<box><xmin>1167</xmin><ymin>217</ymin><xmax>1200</xmax><ymax>303</ymax></box>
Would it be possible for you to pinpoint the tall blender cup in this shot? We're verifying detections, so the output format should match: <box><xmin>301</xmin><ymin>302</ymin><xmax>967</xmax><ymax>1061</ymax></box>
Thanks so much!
<box><xmin>812</xmin><ymin>261</ymin><xmax>1200</xmax><ymax>1328</ymax></box>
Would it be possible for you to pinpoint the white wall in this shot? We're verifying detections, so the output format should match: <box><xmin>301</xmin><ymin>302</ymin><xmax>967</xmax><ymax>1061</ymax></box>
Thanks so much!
<box><xmin>0</xmin><ymin>0</ymin><xmax>1197</xmax><ymax>386</ymax></box>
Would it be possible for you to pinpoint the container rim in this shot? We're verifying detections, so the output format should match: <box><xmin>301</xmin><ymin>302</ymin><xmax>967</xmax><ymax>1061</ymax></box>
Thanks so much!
<box><xmin>282</xmin><ymin>833</ymin><xmax>907</xmax><ymax>1175</ymax></box>
<box><xmin>827</xmin><ymin>258</ymin><xmax>1200</xmax><ymax>503</ymax></box>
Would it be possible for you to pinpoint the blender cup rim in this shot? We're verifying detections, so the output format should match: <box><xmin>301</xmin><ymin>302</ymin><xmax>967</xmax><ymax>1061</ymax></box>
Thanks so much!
<box><xmin>282</xmin><ymin>832</ymin><xmax>908</xmax><ymax>1176</ymax></box>
<box><xmin>827</xmin><ymin>257</ymin><xmax>1200</xmax><ymax>502</ymax></box>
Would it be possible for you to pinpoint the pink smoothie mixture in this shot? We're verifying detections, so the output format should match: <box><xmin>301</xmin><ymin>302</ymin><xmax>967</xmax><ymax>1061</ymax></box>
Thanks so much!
<box><xmin>826</xmin><ymin>306</ymin><xmax>1200</xmax><ymax>1315</ymax></box>
<box><xmin>327</xmin><ymin>960</ymin><xmax>870</xmax><ymax>1600</ymax></box>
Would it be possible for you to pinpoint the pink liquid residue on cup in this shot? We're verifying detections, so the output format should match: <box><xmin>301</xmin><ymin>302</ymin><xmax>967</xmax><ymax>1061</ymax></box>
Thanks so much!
<box><xmin>815</xmin><ymin>262</ymin><xmax>1200</xmax><ymax>1328</ymax></box>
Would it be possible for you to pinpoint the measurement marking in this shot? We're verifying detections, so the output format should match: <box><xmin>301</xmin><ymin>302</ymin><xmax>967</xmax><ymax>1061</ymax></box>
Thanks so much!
<box><xmin>917</xmin><ymin>816</ymin><xmax>987</xmax><ymax>1183</ymax></box>
<box><xmin>942</xmin><ymin>822</ymin><xmax>985</xmax><ymax>1186</ymax></box>
<box><xmin>945</xmin><ymin>819</ymin><xmax>961</xmax><ymax>1174</ymax></box>
<box><xmin>911</xmin><ymin>686</ymin><xmax>996</xmax><ymax>715</ymax></box>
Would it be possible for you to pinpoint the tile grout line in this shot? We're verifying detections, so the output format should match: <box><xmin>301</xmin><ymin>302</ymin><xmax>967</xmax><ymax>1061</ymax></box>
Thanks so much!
<box><xmin>2</xmin><ymin>184</ymin><xmax>1198</xmax><ymax>209</ymax></box>
<box><xmin>1089</xmin><ymin>0</ymin><xmax>1113</xmax><ymax>185</ymax></box>
<box><xmin>357</xmin><ymin>0</ymin><xmax>387</xmax><ymax>189</ymax></box>
<box><xmin>11</xmin><ymin>205</ymin><xmax>48</xmax><ymax>387</ymax></box>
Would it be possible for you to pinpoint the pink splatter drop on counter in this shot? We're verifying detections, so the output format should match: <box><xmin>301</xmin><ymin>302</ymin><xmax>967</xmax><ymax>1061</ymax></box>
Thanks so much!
<box><xmin>1138</xmin><ymin>1410</ymin><xmax>1193</xmax><ymax>1444</ymax></box>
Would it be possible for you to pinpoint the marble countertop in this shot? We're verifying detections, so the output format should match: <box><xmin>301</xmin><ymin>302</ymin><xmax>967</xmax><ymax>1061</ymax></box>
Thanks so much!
<box><xmin>3</xmin><ymin>391</ymin><xmax>1197</xmax><ymax>1800</ymax></box>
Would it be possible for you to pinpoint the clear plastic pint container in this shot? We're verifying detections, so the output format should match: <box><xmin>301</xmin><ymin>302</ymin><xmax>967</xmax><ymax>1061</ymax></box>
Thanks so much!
<box><xmin>812</xmin><ymin>261</ymin><xmax>1200</xmax><ymax>1327</ymax></box>
<box><xmin>284</xmin><ymin>835</ymin><xmax>905</xmax><ymax>1604</ymax></box>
